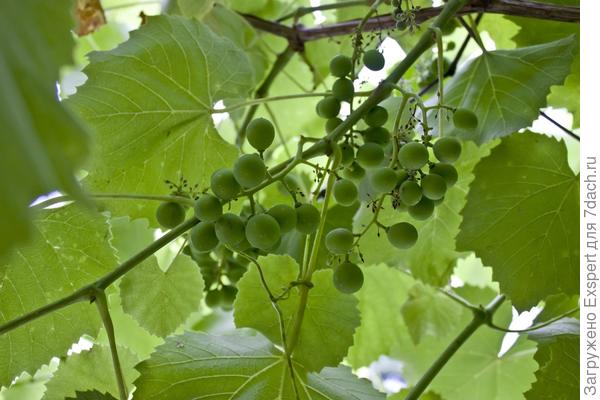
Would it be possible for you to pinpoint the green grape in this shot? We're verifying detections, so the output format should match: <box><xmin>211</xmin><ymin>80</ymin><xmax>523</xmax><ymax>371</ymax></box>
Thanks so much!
<box><xmin>191</xmin><ymin>248</ymin><xmax>214</xmax><ymax>265</ymax></box>
<box><xmin>441</xmin><ymin>18</ymin><xmax>458</xmax><ymax>35</ymax></box>
<box><xmin>326</xmin><ymin>117</ymin><xmax>343</xmax><ymax>133</ymax></box>
<box><xmin>396</xmin><ymin>169</ymin><xmax>409</xmax><ymax>185</ymax></box>
<box><xmin>453</xmin><ymin>108</ymin><xmax>478</xmax><ymax>130</ymax></box>
<box><xmin>295</xmin><ymin>203</ymin><xmax>320</xmax><ymax>234</ymax></box>
<box><xmin>325</xmin><ymin>228</ymin><xmax>354</xmax><ymax>254</ymax></box>
<box><xmin>190</xmin><ymin>221</ymin><xmax>219</xmax><ymax>252</ymax></box>
<box><xmin>245</xmin><ymin>214</ymin><xmax>281</xmax><ymax>250</ymax></box>
<box><xmin>205</xmin><ymin>289</ymin><xmax>222</xmax><ymax>308</ymax></box>
<box><xmin>278</xmin><ymin>173</ymin><xmax>304</xmax><ymax>196</ymax></box>
<box><xmin>370</xmin><ymin>167</ymin><xmax>398</xmax><ymax>193</ymax></box>
<box><xmin>268</xmin><ymin>204</ymin><xmax>297</xmax><ymax>233</ymax></box>
<box><xmin>397</xmin><ymin>141</ymin><xmax>429</xmax><ymax>170</ymax></box>
<box><xmin>246</xmin><ymin>118</ymin><xmax>275</xmax><ymax>151</ymax></box>
<box><xmin>333</xmin><ymin>262</ymin><xmax>364</xmax><ymax>294</ymax></box>
<box><xmin>333</xmin><ymin>179</ymin><xmax>358</xmax><ymax>206</ymax></box>
<box><xmin>446</xmin><ymin>41</ymin><xmax>456</xmax><ymax>51</ymax></box>
<box><xmin>231</xmin><ymin>237</ymin><xmax>252</xmax><ymax>252</ymax></box>
<box><xmin>421</xmin><ymin>173</ymin><xmax>447</xmax><ymax>200</ymax></box>
<box><xmin>332</xmin><ymin>78</ymin><xmax>354</xmax><ymax>102</ymax></box>
<box><xmin>233</xmin><ymin>154</ymin><xmax>267</xmax><ymax>189</ymax></box>
<box><xmin>429</xmin><ymin>162</ymin><xmax>458</xmax><ymax>187</ymax></box>
<box><xmin>399</xmin><ymin>180</ymin><xmax>422</xmax><ymax>206</ymax></box>
<box><xmin>182</xmin><ymin>245</ymin><xmax>192</xmax><ymax>256</ymax></box>
<box><xmin>316</xmin><ymin>96</ymin><xmax>341</xmax><ymax>118</ymax></box>
<box><xmin>408</xmin><ymin>197</ymin><xmax>435</xmax><ymax>220</ymax></box>
<box><xmin>194</xmin><ymin>194</ymin><xmax>222</xmax><ymax>222</ymax></box>
<box><xmin>433</xmin><ymin>136</ymin><xmax>462</xmax><ymax>163</ymax></box>
<box><xmin>363</xmin><ymin>49</ymin><xmax>385</xmax><ymax>71</ymax></box>
<box><xmin>356</xmin><ymin>143</ymin><xmax>385</xmax><ymax>168</ymax></box>
<box><xmin>329</xmin><ymin>54</ymin><xmax>352</xmax><ymax>77</ymax></box>
<box><xmin>155</xmin><ymin>202</ymin><xmax>186</xmax><ymax>229</ymax></box>
<box><xmin>227</xmin><ymin>262</ymin><xmax>246</xmax><ymax>283</ymax></box>
<box><xmin>364</xmin><ymin>106</ymin><xmax>389</xmax><ymax>127</ymax></box>
<box><xmin>340</xmin><ymin>142</ymin><xmax>355</xmax><ymax>166</ymax></box>
<box><xmin>221</xmin><ymin>285</ymin><xmax>238</xmax><ymax>308</ymax></box>
<box><xmin>211</xmin><ymin>168</ymin><xmax>240</xmax><ymax>201</ymax></box>
<box><xmin>363</xmin><ymin>127</ymin><xmax>391</xmax><ymax>145</ymax></box>
<box><xmin>215</xmin><ymin>213</ymin><xmax>245</xmax><ymax>246</ymax></box>
<box><xmin>342</xmin><ymin>162</ymin><xmax>365</xmax><ymax>180</ymax></box>
<box><xmin>387</xmin><ymin>222</ymin><xmax>418</xmax><ymax>249</ymax></box>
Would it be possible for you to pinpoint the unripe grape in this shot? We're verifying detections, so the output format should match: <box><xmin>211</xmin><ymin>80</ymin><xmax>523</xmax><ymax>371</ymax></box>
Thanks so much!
<box><xmin>233</xmin><ymin>154</ymin><xmax>267</xmax><ymax>188</ymax></box>
<box><xmin>268</xmin><ymin>204</ymin><xmax>297</xmax><ymax>233</ymax></box>
<box><xmin>453</xmin><ymin>108</ymin><xmax>478</xmax><ymax>130</ymax></box>
<box><xmin>363</xmin><ymin>49</ymin><xmax>385</xmax><ymax>71</ymax></box>
<box><xmin>194</xmin><ymin>194</ymin><xmax>222</xmax><ymax>222</ymax></box>
<box><xmin>429</xmin><ymin>162</ymin><xmax>458</xmax><ymax>187</ymax></box>
<box><xmin>326</xmin><ymin>117</ymin><xmax>343</xmax><ymax>133</ymax></box>
<box><xmin>326</xmin><ymin>228</ymin><xmax>354</xmax><ymax>254</ymax></box>
<box><xmin>221</xmin><ymin>285</ymin><xmax>238</xmax><ymax>310</ymax></box>
<box><xmin>433</xmin><ymin>136</ymin><xmax>462</xmax><ymax>163</ymax></box>
<box><xmin>364</xmin><ymin>106</ymin><xmax>389</xmax><ymax>127</ymax></box>
<box><xmin>333</xmin><ymin>262</ymin><xmax>364</xmax><ymax>294</ymax></box>
<box><xmin>329</xmin><ymin>54</ymin><xmax>352</xmax><ymax>77</ymax></box>
<box><xmin>190</xmin><ymin>221</ymin><xmax>219</xmax><ymax>252</ymax></box>
<box><xmin>387</xmin><ymin>222</ymin><xmax>418</xmax><ymax>249</ymax></box>
<box><xmin>246</xmin><ymin>118</ymin><xmax>275</xmax><ymax>151</ymax></box>
<box><xmin>332</xmin><ymin>78</ymin><xmax>354</xmax><ymax>102</ymax></box>
<box><xmin>399</xmin><ymin>180</ymin><xmax>422</xmax><ymax>206</ymax></box>
<box><xmin>156</xmin><ymin>202</ymin><xmax>186</xmax><ymax>229</ymax></box>
<box><xmin>370</xmin><ymin>167</ymin><xmax>398</xmax><ymax>193</ymax></box>
<box><xmin>356</xmin><ymin>143</ymin><xmax>385</xmax><ymax>168</ymax></box>
<box><xmin>215</xmin><ymin>213</ymin><xmax>245</xmax><ymax>246</ymax></box>
<box><xmin>333</xmin><ymin>179</ymin><xmax>358</xmax><ymax>206</ymax></box>
<box><xmin>211</xmin><ymin>168</ymin><xmax>240</xmax><ymax>201</ymax></box>
<box><xmin>398</xmin><ymin>142</ymin><xmax>429</xmax><ymax>170</ymax></box>
<box><xmin>408</xmin><ymin>197</ymin><xmax>435</xmax><ymax>220</ymax></box>
<box><xmin>316</xmin><ymin>96</ymin><xmax>341</xmax><ymax>118</ymax></box>
<box><xmin>364</xmin><ymin>126</ymin><xmax>391</xmax><ymax>145</ymax></box>
<box><xmin>421</xmin><ymin>174</ymin><xmax>447</xmax><ymax>200</ymax></box>
<box><xmin>295</xmin><ymin>203</ymin><xmax>320</xmax><ymax>234</ymax></box>
<box><xmin>342</xmin><ymin>162</ymin><xmax>365</xmax><ymax>180</ymax></box>
<box><xmin>245</xmin><ymin>214</ymin><xmax>281</xmax><ymax>250</ymax></box>
<box><xmin>205</xmin><ymin>289</ymin><xmax>222</xmax><ymax>308</ymax></box>
<box><xmin>340</xmin><ymin>142</ymin><xmax>355</xmax><ymax>166</ymax></box>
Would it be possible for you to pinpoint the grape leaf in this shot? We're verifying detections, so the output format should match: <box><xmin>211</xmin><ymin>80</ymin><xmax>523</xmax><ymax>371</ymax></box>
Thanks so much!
<box><xmin>68</xmin><ymin>15</ymin><xmax>253</xmax><ymax>222</ymax></box>
<box><xmin>443</xmin><ymin>37</ymin><xmax>576</xmax><ymax>143</ymax></box>
<box><xmin>133</xmin><ymin>330</ymin><xmax>384</xmax><ymax>399</ymax></box>
<box><xmin>400</xmin><ymin>282</ymin><xmax>462</xmax><ymax>345</ymax></box>
<box><xmin>525</xmin><ymin>335</ymin><xmax>578</xmax><ymax>400</ymax></box>
<box><xmin>67</xmin><ymin>391</ymin><xmax>117</xmax><ymax>400</ymax></box>
<box><xmin>0</xmin><ymin>206</ymin><xmax>117</xmax><ymax>384</ymax></box>
<box><xmin>233</xmin><ymin>255</ymin><xmax>360</xmax><ymax>371</ymax></box>
<box><xmin>355</xmin><ymin>140</ymin><xmax>493</xmax><ymax>286</ymax></box>
<box><xmin>347</xmin><ymin>264</ymin><xmax>415</xmax><ymax>368</ymax></box>
<box><xmin>0</xmin><ymin>0</ymin><xmax>90</xmax><ymax>261</ymax></box>
<box><xmin>120</xmin><ymin>254</ymin><xmax>204</xmax><ymax>337</ymax></box>
<box><xmin>457</xmin><ymin>132</ymin><xmax>579</xmax><ymax>310</ymax></box>
<box><xmin>527</xmin><ymin>318</ymin><xmax>579</xmax><ymax>344</ymax></box>
<box><xmin>44</xmin><ymin>345</ymin><xmax>139</xmax><ymax>400</ymax></box>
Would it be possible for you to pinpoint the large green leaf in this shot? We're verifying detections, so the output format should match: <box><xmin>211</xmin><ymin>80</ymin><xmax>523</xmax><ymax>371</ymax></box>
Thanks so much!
<box><xmin>44</xmin><ymin>345</ymin><xmax>139</xmax><ymax>400</ymax></box>
<box><xmin>233</xmin><ymin>255</ymin><xmax>360</xmax><ymax>372</ymax></box>
<box><xmin>68</xmin><ymin>15</ymin><xmax>253</xmax><ymax>222</ymax></box>
<box><xmin>0</xmin><ymin>0</ymin><xmax>90</xmax><ymax>261</ymax></box>
<box><xmin>355</xmin><ymin>141</ymin><xmax>492</xmax><ymax>285</ymax></box>
<box><xmin>0</xmin><ymin>206</ymin><xmax>117</xmax><ymax>384</ymax></box>
<box><xmin>120</xmin><ymin>254</ymin><xmax>204</xmax><ymax>337</ymax></box>
<box><xmin>443</xmin><ymin>37</ymin><xmax>576</xmax><ymax>143</ymax></box>
<box><xmin>133</xmin><ymin>330</ymin><xmax>384</xmax><ymax>399</ymax></box>
<box><xmin>457</xmin><ymin>132</ymin><xmax>579</xmax><ymax>310</ymax></box>
<box><xmin>525</xmin><ymin>334</ymin><xmax>578</xmax><ymax>400</ymax></box>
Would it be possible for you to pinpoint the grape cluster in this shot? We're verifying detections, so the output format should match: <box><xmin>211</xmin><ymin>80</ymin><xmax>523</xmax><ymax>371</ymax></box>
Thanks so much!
<box><xmin>154</xmin><ymin>51</ymin><xmax>475</xmax><ymax>298</ymax></box>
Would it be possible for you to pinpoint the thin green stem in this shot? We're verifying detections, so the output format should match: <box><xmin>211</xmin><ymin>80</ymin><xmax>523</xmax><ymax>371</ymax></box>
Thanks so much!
<box><xmin>458</xmin><ymin>16</ymin><xmax>486</xmax><ymax>52</ymax></box>
<box><xmin>264</xmin><ymin>103</ymin><xmax>293</xmax><ymax>158</ymax></box>
<box><xmin>431</xmin><ymin>26</ymin><xmax>445</xmax><ymax>137</ymax></box>
<box><xmin>93</xmin><ymin>289</ymin><xmax>128</xmax><ymax>400</ymax></box>
<box><xmin>215</xmin><ymin>91</ymin><xmax>372</xmax><ymax>114</ymax></box>
<box><xmin>277</xmin><ymin>0</ymin><xmax>367</xmax><ymax>23</ymax></box>
<box><xmin>405</xmin><ymin>295</ymin><xmax>505</xmax><ymax>400</ymax></box>
<box><xmin>487</xmin><ymin>306</ymin><xmax>579</xmax><ymax>333</ymax></box>
<box><xmin>0</xmin><ymin>217</ymin><xmax>199</xmax><ymax>336</ymax></box>
<box><xmin>350</xmin><ymin>0</ymin><xmax>386</xmax><ymax>80</ymax></box>
<box><xmin>440</xmin><ymin>288</ymin><xmax>479</xmax><ymax>312</ymax></box>
<box><xmin>32</xmin><ymin>193</ymin><xmax>194</xmax><ymax>210</ymax></box>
